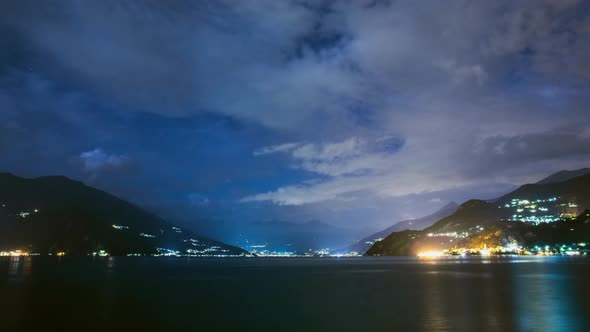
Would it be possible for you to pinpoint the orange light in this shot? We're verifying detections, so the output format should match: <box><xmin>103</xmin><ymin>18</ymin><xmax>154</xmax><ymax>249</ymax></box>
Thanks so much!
<box><xmin>417</xmin><ymin>250</ymin><xmax>444</xmax><ymax>258</ymax></box>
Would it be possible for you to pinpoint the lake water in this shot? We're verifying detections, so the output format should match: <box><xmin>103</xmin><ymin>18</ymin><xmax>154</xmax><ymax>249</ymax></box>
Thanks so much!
<box><xmin>1</xmin><ymin>256</ymin><xmax>589</xmax><ymax>331</ymax></box>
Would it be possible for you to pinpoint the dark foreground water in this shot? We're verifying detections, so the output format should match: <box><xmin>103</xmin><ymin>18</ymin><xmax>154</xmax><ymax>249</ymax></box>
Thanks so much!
<box><xmin>1</xmin><ymin>256</ymin><xmax>590</xmax><ymax>332</ymax></box>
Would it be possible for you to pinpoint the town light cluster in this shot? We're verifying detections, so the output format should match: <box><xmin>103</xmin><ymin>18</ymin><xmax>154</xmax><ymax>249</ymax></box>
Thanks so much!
<box><xmin>502</xmin><ymin>197</ymin><xmax>579</xmax><ymax>225</ymax></box>
<box><xmin>417</xmin><ymin>242</ymin><xmax>588</xmax><ymax>258</ymax></box>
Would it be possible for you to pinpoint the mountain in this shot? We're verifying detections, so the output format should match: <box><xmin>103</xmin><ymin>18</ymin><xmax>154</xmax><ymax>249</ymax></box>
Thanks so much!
<box><xmin>0</xmin><ymin>172</ymin><xmax>249</xmax><ymax>256</ymax></box>
<box><xmin>536</xmin><ymin>168</ymin><xmax>590</xmax><ymax>184</ymax></box>
<box><xmin>239</xmin><ymin>219</ymin><xmax>360</xmax><ymax>254</ymax></box>
<box><xmin>497</xmin><ymin>173</ymin><xmax>590</xmax><ymax>208</ymax></box>
<box><xmin>366</xmin><ymin>171</ymin><xmax>590</xmax><ymax>256</ymax></box>
<box><xmin>343</xmin><ymin>201</ymin><xmax>459</xmax><ymax>254</ymax></box>
<box><xmin>450</xmin><ymin>209</ymin><xmax>590</xmax><ymax>252</ymax></box>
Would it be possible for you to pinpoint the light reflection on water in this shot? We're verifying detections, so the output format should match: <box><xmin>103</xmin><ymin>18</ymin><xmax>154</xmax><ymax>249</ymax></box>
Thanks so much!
<box><xmin>5</xmin><ymin>256</ymin><xmax>32</xmax><ymax>281</ymax></box>
<box><xmin>514</xmin><ymin>264</ymin><xmax>584</xmax><ymax>332</ymax></box>
<box><xmin>422</xmin><ymin>265</ymin><xmax>449</xmax><ymax>331</ymax></box>
<box><xmin>1</xmin><ymin>256</ymin><xmax>589</xmax><ymax>332</ymax></box>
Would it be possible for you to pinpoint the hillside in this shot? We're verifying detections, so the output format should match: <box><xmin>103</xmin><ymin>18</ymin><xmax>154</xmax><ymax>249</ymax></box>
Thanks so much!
<box><xmin>536</xmin><ymin>168</ymin><xmax>590</xmax><ymax>184</ymax></box>
<box><xmin>497</xmin><ymin>173</ymin><xmax>590</xmax><ymax>208</ymax></box>
<box><xmin>366</xmin><ymin>172</ymin><xmax>590</xmax><ymax>256</ymax></box>
<box><xmin>365</xmin><ymin>200</ymin><xmax>507</xmax><ymax>256</ymax></box>
<box><xmin>240</xmin><ymin>219</ymin><xmax>359</xmax><ymax>254</ymax></box>
<box><xmin>343</xmin><ymin>202</ymin><xmax>459</xmax><ymax>254</ymax></box>
<box><xmin>0</xmin><ymin>173</ymin><xmax>249</xmax><ymax>256</ymax></box>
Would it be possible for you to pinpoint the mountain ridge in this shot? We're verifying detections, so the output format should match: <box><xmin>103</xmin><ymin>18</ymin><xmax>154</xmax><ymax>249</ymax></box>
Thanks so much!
<box><xmin>366</xmin><ymin>170</ymin><xmax>590</xmax><ymax>256</ymax></box>
<box><xmin>0</xmin><ymin>172</ymin><xmax>249</xmax><ymax>256</ymax></box>
<box><xmin>342</xmin><ymin>201</ymin><xmax>459</xmax><ymax>254</ymax></box>
<box><xmin>536</xmin><ymin>168</ymin><xmax>590</xmax><ymax>185</ymax></box>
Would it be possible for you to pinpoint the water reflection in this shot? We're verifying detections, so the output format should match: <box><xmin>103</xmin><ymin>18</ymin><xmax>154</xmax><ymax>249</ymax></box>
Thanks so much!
<box><xmin>22</xmin><ymin>256</ymin><xmax>32</xmax><ymax>277</ymax></box>
<box><xmin>513</xmin><ymin>263</ymin><xmax>585</xmax><ymax>331</ymax></box>
<box><xmin>8</xmin><ymin>256</ymin><xmax>21</xmax><ymax>279</ymax></box>
<box><xmin>421</xmin><ymin>268</ymin><xmax>451</xmax><ymax>331</ymax></box>
<box><xmin>106</xmin><ymin>256</ymin><xmax>115</xmax><ymax>279</ymax></box>
<box><xmin>3</xmin><ymin>256</ymin><xmax>32</xmax><ymax>281</ymax></box>
<box><xmin>415</xmin><ymin>258</ymin><xmax>587</xmax><ymax>331</ymax></box>
<box><xmin>0</xmin><ymin>257</ymin><xmax>589</xmax><ymax>332</ymax></box>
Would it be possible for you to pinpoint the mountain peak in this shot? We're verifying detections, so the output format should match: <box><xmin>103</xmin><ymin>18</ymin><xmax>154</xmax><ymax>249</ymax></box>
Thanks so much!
<box><xmin>536</xmin><ymin>168</ymin><xmax>590</xmax><ymax>185</ymax></box>
<box><xmin>459</xmin><ymin>199</ymin><xmax>489</xmax><ymax>209</ymax></box>
<box><xmin>441</xmin><ymin>201</ymin><xmax>459</xmax><ymax>209</ymax></box>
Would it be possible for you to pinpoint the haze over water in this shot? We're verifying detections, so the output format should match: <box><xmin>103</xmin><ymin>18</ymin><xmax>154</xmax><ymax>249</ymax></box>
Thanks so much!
<box><xmin>2</xmin><ymin>256</ymin><xmax>589</xmax><ymax>332</ymax></box>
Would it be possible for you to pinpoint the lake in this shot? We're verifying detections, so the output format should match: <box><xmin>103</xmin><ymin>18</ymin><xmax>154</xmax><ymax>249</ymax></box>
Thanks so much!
<box><xmin>1</xmin><ymin>256</ymin><xmax>589</xmax><ymax>331</ymax></box>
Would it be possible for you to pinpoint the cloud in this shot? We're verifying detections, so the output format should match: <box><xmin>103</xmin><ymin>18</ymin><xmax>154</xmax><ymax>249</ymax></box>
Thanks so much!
<box><xmin>291</xmin><ymin>138</ymin><xmax>365</xmax><ymax>162</ymax></box>
<box><xmin>2</xmin><ymin>0</ymin><xmax>590</xmax><ymax>231</ymax></box>
<box><xmin>434</xmin><ymin>59</ymin><xmax>488</xmax><ymax>86</ymax></box>
<box><xmin>78</xmin><ymin>148</ymin><xmax>134</xmax><ymax>173</ymax></box>
<box><xmin>1</xmin><ymin>0</ymin><xmax>364</xmax><ymax>130</ymax></box>
<box><xmin>241</xmin><ymin>169</ymin><xmax>467</xmax><ymax>206</ymax></box>
<box><xmin>253</xmin><ymin>142</ymin><xmax>301</xmax><ymax>156</ymax></box>
<box><xmin>255</xmin><ymin>138</ymin><xmax>366</xmax><ymax>161</ymax></box>
<box><xmin>254</xmin><ymin>136</ymin><xmax>404</xmax><ymax>177</ymax></box>
<box><xmin>2</xmin><ymin>0</ymin><xmax>589</xmax><ymax>132</ymax></box>
<box><xmin>244</xmin><ymin>124</ymin><xmax>590</xmax><ymax>206</ymax></box>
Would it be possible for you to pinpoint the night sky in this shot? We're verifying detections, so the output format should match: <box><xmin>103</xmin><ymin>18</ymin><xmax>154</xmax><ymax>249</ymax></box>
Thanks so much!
<box><xmin>1</xmin><ymin>1</ymin><xmax>590</xmax><ymax>245</ymax></box>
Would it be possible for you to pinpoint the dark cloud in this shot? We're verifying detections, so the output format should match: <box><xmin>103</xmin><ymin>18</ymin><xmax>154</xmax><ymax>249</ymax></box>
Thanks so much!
<box><xmin>476</xmin><ymin>129</ymin><xmax>590</xmax><ymax>163</ymax></box>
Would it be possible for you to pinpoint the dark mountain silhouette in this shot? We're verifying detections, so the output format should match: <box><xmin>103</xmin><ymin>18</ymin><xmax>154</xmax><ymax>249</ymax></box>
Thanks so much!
<box><xmin>497</xmin><ymin>173</ymin><xmax>590</xmax><ymax>208</ymax></box>
<box><xmin>0</xmin><ymin>172</ymin><xmax>248</xmax><ymax>256</ymax></box>
<box><xmin>242</xmin><ymin>219</ymin><xmax>359</xmax><ymax>253</ymax></box>
<box><xmin>343</xmin><ymin>201</ymin><xmax>459</xmax><ymax>254</ymax></box>
<box><xmin>536</xmin><ymin>168</ymin><xmax>590</xmax><ymax>185</ymax></box>
<box><xmin>367</xmin><ymin>171</ymin><xmax>590</xmax><ymax>256</ymax></box>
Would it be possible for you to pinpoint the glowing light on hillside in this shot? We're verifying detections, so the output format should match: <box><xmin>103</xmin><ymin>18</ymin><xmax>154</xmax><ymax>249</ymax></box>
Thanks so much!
<box><xmin>0</xmin><ymin>250</ymin><xmax>30</xmax><ymax>257</ymax></box>
<box><xmin>417</xmin><ymin>251</ymin><xmax>444</xmax><ymax>258</ymax></box>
